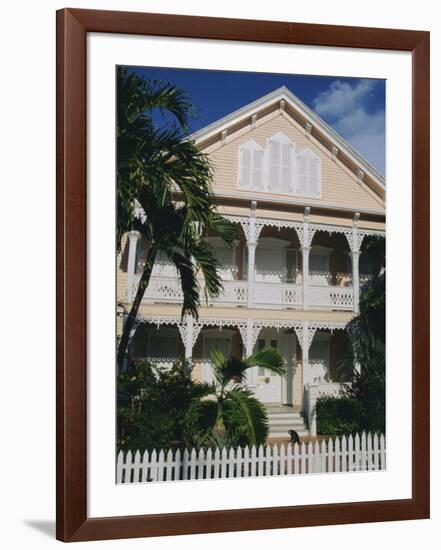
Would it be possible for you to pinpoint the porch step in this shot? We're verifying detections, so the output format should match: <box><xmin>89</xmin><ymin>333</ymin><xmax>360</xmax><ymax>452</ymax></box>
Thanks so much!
<box><xmin>265</xmin><ymin>404</ymin><xmax>309</xmax><ymax>439</ymax></box>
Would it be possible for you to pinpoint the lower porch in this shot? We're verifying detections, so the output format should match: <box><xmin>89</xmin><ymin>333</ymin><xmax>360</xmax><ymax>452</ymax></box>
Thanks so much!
<box><xmin>130</xmin><ymin>316</ymin><xmax>353</xmax><ymax>437</ymax></box>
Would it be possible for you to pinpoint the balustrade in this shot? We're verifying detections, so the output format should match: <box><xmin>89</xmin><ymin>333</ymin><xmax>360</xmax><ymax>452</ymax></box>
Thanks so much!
<box><xmin>133</xmin><ymin>273</ymin><xmax>356</xmax><ymax>311</ymax></box>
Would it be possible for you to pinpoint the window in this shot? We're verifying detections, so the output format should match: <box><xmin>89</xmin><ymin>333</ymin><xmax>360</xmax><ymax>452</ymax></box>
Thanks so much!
<box><xmin>237</xmin><ymin>134</ymin><xmax>322</xmax><ymax>197</ymax></box>
<box><xmin>297</xmin><ymin>148</ymin><xmax>321</xmax><ymax>196</ymax></box>
<box><xmin>238</xmin><ymin>140</ymin><xmax>264</xmax><ymax>190</ymax></box>
<box><xmin>267</xmin><ymin>133</ymin><xmax>294</xmax><ymax>194</ymax></box>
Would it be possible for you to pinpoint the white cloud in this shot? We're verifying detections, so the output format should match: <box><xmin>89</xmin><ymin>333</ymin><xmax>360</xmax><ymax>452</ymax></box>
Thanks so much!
<box><xmin>313</xmin><ymin>80</ymin><xmax>385</xmax><ymax>175</ymax></box>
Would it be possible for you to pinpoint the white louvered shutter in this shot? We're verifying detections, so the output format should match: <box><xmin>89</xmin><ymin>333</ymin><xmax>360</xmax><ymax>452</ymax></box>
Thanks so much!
<box><xmin>308</xmin><ymin>156</ymin><xmax>321</xmax><ymax>196</ymax></box>
<box><xmin>268</xmin><ymin>140</ymin><xmax>281</xmax><ymax>192</ymax></box>
<box><xmin>240</xmin><ymin>147</ymin><xmax>252</xmax><ymax>188</ymax></box>
<box><xmin>252</xmin><ymin>148</ymin><xmax>264</xmax><ymax>190</ymax></box>
<box><xmin>297</xmin><ymin>154</ymin><xmax>308</xmax><ymax>195</ymax></box>
<box><xmin>280</xmin><ymin>142</ymin><xmax>294</xmax><ymax>193</ymax></box>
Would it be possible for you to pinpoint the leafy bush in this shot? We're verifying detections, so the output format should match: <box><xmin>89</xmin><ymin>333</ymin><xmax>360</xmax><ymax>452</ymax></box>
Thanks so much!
<box><xmin>117</xmin><ymin>347</ymin><xmax>283</xmax><ymax>452</ymax></box>
<box><xmin>316</xmin><ymin>396</ymin><xmax>362</xmax><ymax>435</ymax></box>
<box><xmin>117</xmin><ymin>360</ymin><xmax>207</xmax><ymax>452</ymax></box>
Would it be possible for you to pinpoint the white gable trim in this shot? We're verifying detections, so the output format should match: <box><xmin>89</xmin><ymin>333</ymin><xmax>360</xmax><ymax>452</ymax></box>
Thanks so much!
<box><xmin>188</xmin><ymin>86</ymin><xmax>385</xmax><ymax>198</ymax></box>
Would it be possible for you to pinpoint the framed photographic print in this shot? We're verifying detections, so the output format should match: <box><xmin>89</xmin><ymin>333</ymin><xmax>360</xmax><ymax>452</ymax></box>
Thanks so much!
<box><xmin>56</xmin><ymin>8</ymin><xmax>430</xmax><ymax>542</ymax></box>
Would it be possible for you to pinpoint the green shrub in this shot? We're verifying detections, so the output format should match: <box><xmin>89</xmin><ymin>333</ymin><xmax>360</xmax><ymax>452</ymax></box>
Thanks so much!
<box><xmin>117</xmin><ymin>360</ymin><xmax>200</xmax><ymax>452</ymax></box>
<box><xmin>316</xmin><ymin>395</ymin><xmax>362</xmax><ymax>435</ymax></box>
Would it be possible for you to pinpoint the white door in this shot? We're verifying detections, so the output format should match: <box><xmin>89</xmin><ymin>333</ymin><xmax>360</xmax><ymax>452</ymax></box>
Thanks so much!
<box><xmin>254</xmin><ymin>332</ymin><xmax>282</xmax><ymax>403</ymax></box>
<box><xmin>202</xmin><ymin>332</ymin><xmax>232</xmax><ymax>383</ymax></box>
<box><xmin>281</xmin><ymin>332</ymin><xmax>297</xmax><ymax>405</ymax></box>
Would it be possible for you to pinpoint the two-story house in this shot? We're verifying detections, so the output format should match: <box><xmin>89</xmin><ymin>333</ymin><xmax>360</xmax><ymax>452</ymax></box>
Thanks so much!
<box><xmin>117</xmin><ymin>87</ymin><xmax>386</xmax><ymax>439</ymax></box>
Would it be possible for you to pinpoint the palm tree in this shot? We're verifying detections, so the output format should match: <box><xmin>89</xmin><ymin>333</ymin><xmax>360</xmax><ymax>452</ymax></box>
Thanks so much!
<box><xmin>186</xmin><ymin>348</ymin><xmax>286</xmax><ymax>448</ymax></box>
<box><xmin>117</xmin><ymin>68</ymin><xmax>235</xmax><ymax>369</ymax></box>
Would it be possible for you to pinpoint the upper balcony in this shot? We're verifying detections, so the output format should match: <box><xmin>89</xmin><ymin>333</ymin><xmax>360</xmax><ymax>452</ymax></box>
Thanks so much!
<box><xmin>124</xmin><ymin>217</ymin><xmax>379</xmax><ymax>313</ymax></box>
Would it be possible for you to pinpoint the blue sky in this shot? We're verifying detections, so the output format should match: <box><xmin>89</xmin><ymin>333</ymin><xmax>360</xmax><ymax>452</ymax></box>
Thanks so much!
<box><xmin>128</xmin><ymin>66</ymin><xmax>385</xmax><ymax>175</ymax></box>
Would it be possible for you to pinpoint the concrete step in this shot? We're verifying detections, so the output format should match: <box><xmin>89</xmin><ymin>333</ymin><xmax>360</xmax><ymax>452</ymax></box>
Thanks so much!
<box><xmin>265</xmin><ymin>405</ymin><xmax>297</xmax><ymax>412</ymax></box>
<box><xmin>265</xmin><ymin>404</ymin><xmax>309</xmax><ymax>438</ymax></box>
<box><xmin>267</xmin><ymin>413</ymin><xmax>304</xmax><ymax>421</ymax></box>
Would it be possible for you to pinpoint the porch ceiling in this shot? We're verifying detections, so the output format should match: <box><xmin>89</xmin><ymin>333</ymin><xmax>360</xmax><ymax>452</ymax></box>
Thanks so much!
<box><xmin>135</xmin><ymin>303</ymin><xmax>355</xmax><ymax>324</ymax></box>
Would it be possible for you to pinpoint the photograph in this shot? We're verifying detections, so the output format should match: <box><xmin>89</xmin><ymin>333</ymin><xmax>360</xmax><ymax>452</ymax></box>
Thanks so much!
<box><xmin>115</xmin><ymin>65</ymin><xmax>386</xmax><ymax>483</ymax></box>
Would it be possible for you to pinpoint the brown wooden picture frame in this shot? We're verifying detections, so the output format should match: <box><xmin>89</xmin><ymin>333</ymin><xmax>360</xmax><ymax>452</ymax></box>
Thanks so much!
<box><xmin>56</xmin><ymin>7</ymin><xmax>430</xmax><ymax>542</ymax></box>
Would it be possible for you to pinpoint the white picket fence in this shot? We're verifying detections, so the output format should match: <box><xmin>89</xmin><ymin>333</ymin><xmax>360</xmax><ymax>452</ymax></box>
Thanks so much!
<box><xmin>117</xmin><ymin>432</ymin><xmax>386</xmax><ymax>483</ymax></box>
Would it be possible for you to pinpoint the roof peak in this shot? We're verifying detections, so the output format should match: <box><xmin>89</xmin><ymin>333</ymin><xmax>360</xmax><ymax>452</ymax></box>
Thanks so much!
<box><xmin>188</xmin><ymin>85</ymin><xmax>385</xmax><ymax>191</ymax></box>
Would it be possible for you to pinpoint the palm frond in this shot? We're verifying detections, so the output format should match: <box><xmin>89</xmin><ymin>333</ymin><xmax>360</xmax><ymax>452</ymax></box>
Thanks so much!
<box><xmin>184</xmin><ymin>399</ymin><xmax>219</xmax><ymax>449</ymax></box>
<box><xmin>142</xmin><ymin>79</ymin><xmax>195</xmax><ymax>132</ymax></box>
<box><xmin>245</xmin><ymin>348</ymin><xmax>286</xmax><ymax>376</ymax></box>
<box><xmin>190</xmin><ymin>239</ymin><xmax>224</xmax><ymax>299</ymax></box>
<box><xmin>207</xmin><ymin>213</ymin><xmax>236</xmax><ymax>247</ymax></box>
<box><xmin>225</xmin><ymin>388</ymin><xmax>269</xmax><ymax>446</ymax></box>
<box><xmin>169</xmin><ymin>248</ymin><xmax>200</xmax><ymax>320</ymax></box>
<box><xmin>216</xmin><ymin>355</ymin><xmax>251</xmax><ymax>387</ymax></box>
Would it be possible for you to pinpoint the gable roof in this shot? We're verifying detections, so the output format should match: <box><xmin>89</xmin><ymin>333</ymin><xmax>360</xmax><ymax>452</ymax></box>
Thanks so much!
<box><xmin>189</xmin><ymin>86</ymin><xmax>385</xmax><ymax>200</ymax></box>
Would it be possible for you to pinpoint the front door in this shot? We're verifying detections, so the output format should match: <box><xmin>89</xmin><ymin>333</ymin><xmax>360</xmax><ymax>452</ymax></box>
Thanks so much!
<box><xmin>254</xmin><ymin>331</ymin><xmax>282</xmax><ymax>403</ymax></box>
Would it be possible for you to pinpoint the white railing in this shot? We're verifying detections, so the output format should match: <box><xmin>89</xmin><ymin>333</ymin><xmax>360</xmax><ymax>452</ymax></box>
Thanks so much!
<box><xmin>134</xmin><ymin>276</ymin><xmax>354</xmax><ymax>311</ymax></box>
<box><xmin>210</xmin><ymin>280</ymin><xmax>248</xmax><ymax>306</ymax></box>
<box><xmin>254</xmin><ymin>282</ymin><xmax>302</xmax><ymax>308</ymax></box>
<box><xmin>142</xmin><ymin>276</ymin><xmax>183</xmax><ymax>302</ymax></box>
<box><xmin>308</xmin><ymin>285</ymin><xmax>354</xmax><ymax>310</ymax></box>
<box><xmin>117</xmin><ymin>432</ymin><xmax>386</xmax><ymax>483</ymax></box>
<box><xmin>137</xmin><ymin>276</ymin><xmax>247</xmax><ymax>306</ymax></box>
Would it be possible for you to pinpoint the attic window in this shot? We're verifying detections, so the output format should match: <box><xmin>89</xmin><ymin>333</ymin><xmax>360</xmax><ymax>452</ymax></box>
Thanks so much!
<box><xmin>297</xmin><ymin>148</ymin><xmax>321</xmax><ymax>197</ymax></box>
<box><xmin>238</xmin><ymin>140</ymin><xmax>264</xmax><ymax>190</ymax></box>
<box><xmin>267</xmin><ymin>132</ymin><xmax>295</xmax><ymax>194</ymax></box>
<box><xmin>237</xmin><ymin>133</ymin><xmax>321</xmax><ymax>197</ymax></box>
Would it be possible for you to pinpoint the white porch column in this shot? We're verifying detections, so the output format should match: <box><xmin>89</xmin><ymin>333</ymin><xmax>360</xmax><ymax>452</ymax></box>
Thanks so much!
<box><xmin>245</xmin><ymin>319</ymin><xmax>258</xmax><ymax>385</ymax></box>
<box><xmin>301</xmin><ymin>246</ymin><xmax>311</xmax><ymax>311</ymax></box>
<box><xmin>307</xmin><ymin>384</ymin><xmax>318</xmax><ymax>437</ymax></box>
<box><xmin>183</xmin><ymin>316</ymin><xmax>194</xmax><ymax>375</ymax></box>
<box><xmin>125</xmin><ymin>231</ymin><xmax>140</xmax><ymax>302</ymax></box>
<box><xmin>352</xmin><ymin>250</ymin><xmax>360</xmax><ymax>314</ymax></box>
<box><xmin>301</xmin><ymin>320</ymin><xmax>311</xmax><ymax>388</ymax></box>
<box><xmin>299</xmin><ymin>320</ymin><xmax>319</xmax><ymax>436</ymax></box>
<box><xmin>351</xmin><ymin>217</ymin><xmax>361</xmax><ymax>314</ymax></box>
<box><xmin>247</xmin><ymin>243</ymin><xmax>256</xmax><ymax>307</ymax></box>
<box><xmin>246</xmin><ymin>202</ymin><xmax>257</xmax><ymax>308</ymax></box>
<box><xmin>301</xmin><ymin>208</ymin><xmax>312</xmax><ymax>311</ymax></box>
